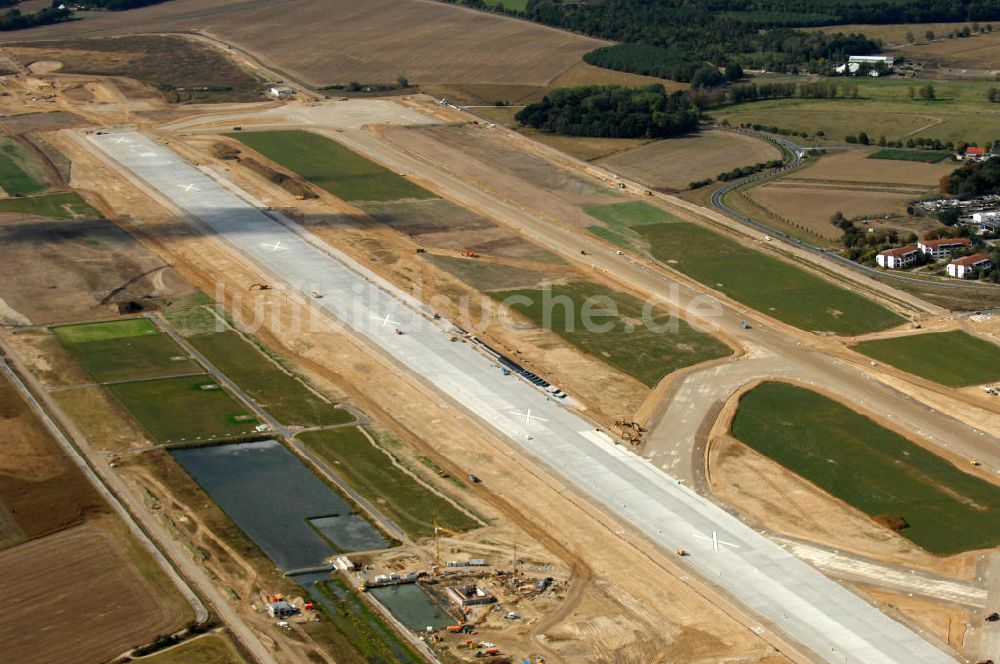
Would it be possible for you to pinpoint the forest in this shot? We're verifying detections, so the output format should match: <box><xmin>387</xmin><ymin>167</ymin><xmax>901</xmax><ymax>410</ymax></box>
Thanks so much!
<box><xmin>515</xmin><ymin>85</ymin><xmax>700</xmax><ymax>138</ymax></box>
<box><xmin>445</xmin><ymin>0</ymin><xmax>1000</xmax><ymax>78</ymax></box>
<box><xmin>941</xmin><ymin>158</ymin><xmax>1000</xmax><ymax>196</ymax></box>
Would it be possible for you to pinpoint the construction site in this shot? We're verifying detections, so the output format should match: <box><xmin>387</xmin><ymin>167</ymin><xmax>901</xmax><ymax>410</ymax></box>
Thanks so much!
<box><xmin>0</xmin><ymin>11</ymin><xmax>999</xmax><ymax>664</ymax></box>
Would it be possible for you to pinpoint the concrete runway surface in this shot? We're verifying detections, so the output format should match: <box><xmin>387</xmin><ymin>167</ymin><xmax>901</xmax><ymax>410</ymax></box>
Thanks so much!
<box><xmin>86</xmin><ymin>130</ymin><xmax>957</xmax><ymax>664</ymax></box>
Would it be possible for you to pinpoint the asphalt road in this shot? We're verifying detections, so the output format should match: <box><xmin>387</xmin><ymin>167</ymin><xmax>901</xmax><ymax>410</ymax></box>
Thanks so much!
<box><xmin>85</xmin><ymin>129</ymin><xmax>959</xmax><ymax>664</ymax></box>
<box><xmin>708</xmin><ymin>131</ymin><xmax>1000</xmax><ymax>295</ymax></box>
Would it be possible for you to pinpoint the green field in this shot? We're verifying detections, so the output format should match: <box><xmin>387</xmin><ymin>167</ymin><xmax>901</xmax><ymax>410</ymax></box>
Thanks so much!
<box><xmin>0</xmin><ymin>192</ymin><xmax>99</xmax><ymax>218</ymax></box>
<box><xmin>0</xmin><ymin>137</ymin><xmax>47</xmax><ymax>195</ymax></box>
<box><xmin>853</xmin><ymin>331</ymin><xmax>1000</xmax><ymax>387</ymax></box>
<box><xmin>109</xmin><ymin>375</ymin><xmax>258</xmax><ymax>443</ymax></box>
<box><xmin>868</xmin><ymin>149</ymin><xmax>951</xmax><ymax>163</ymax></box>
<box><xmin>585</xmin><ymin>202</ymin><xmax>904</xmax><ymax>334</ymax></box>
<box><xmin>140</xmin><ymin>634</ymin><xmax>245</xmax><ymax>664</ymax></box>
<box><xmin>229</xmin><ymin>130</ymin><xmax>434</xmax><ymax>202</ymax></box>
<box><xmin>307</xmin><ymin>577</ymin><xmax>425</xmax><ymax>664</ymax></box>
<box><xmin>732</xmin><ymin>381</ymin><xmax>1000</xmax><ymax>554</ymax></box>
<box><xmin>53</xmin><ymin>319</ymin><xmax>200</xmax><ymax>382</ymax></box>
<box><xmin>492</xmin><ymin>281</ymin><xmax>731</xmax><ymax>386</ymax></box>
<box><xmin>189</xmin><ymin>331</ymin><xmax>353</xmax><ymax>427</ymax></box>
<box><xmin>482</xmin><ymin>0</ymin><xmax>528</xmax><ymax>10</ymax></box>
<box><xmin>165</xmin><ymin>306</ymin><xmax>354</xmax><ymax>427</ymax></box>
<box><xmin>300</xmin><ymin>427</ymin><xmax>478</xmax><ymax>539</ymax></box>
<box><xmin>715</xmin><ymin>77</ymin><xmax>1000</xmax><ymax>145</ymax></box>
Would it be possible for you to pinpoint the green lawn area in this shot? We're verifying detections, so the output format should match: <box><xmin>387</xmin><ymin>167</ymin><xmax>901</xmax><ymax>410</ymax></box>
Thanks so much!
<box><xmin>853</xmin><ymin>331</ymin><xmax>1000</xmax><ymax>387</ymax></box>
<box><xmin>306</xmin><ymin>578</ymin><xmax>426</xmax><ymax>664</ymax></box>
<box><xmin>52</xmin><ymin>319</ymin><xmax>200</xmax><ymax>382</ymax></box>
<box><xmin>186</xmin><ymin>329</ymin><xmax>354</xmax><ymax>427</ymax></box>
<box><xmin>714</xmin><ymin>78</ymin><xmax>1000</xmax><ymax>144</ymax></box>
<box><xmin>228</xmin><ymin>130</ymin><xmax>434</xmax><ymax>202</ymax></box>
<box><xmin>491</xmin><ymin>280</ymin><xmax>731</xmax><ymax>386</ymax></box>
<box><xmin>0</xmin><ymin>192</ymin><xmax>100</xmax><ymax>218</ymax></box>
<box><xmin>140</xmin><ymin>634</ymin><xmax>246</xmax><ymax>664</ymax></box>
<box><xmin>0</xmin><ymin>137</ymin><xmax>47</xmax><ymax>195</ymax></box>
<box><xmin>868</xmin><ymin>149</ymin><xmax>950</xmax><ymax>163</ymax></box>
<box><xmin>300</xmin><ymin>427</ymin><xmax>478</xmax><ymax>539</ymax></box>
<box><xmin>109</xmin><ymin>375</ymin><xmax>257</xmax><ymax>443</ymax></box>
<box><xmin>732</xmin><ymin>381</ymin><xmax>1000</xmax><ymax>554</ymax></box>
<box><xmin>483</xmin><ymin>0</ymin><xmax>527</xmax><ymax>10</ymax></box>
<box><xmin>585</xmin><ymin>201</ymin><xmax>903</xmax><ymax>334</ymax></box>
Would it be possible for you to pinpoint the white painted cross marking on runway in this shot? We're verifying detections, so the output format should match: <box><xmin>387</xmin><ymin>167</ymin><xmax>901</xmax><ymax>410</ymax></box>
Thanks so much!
<box><xmin>694</xmin><ymin>530</ymin><xmax>740</xmax><ymax>552</ymax></box>
<box><xmin>178</xmin><ymin>183</ymin><xmax>201</xmax><ymax>193</ymax></box>
<box><xmin>113</xmin><ymin>137</ymin><xmax>127</xmax><ymax>144</ymax></box>
<box><xmin>511</xmin><ymin>409</ymin><xmax>548</xmax><ymax>426</ymax></box>
<box><xmin>374</xmin><ymin>313</ymin><xmax>400</xmax><ymax>327</ymax></box>
<box><xmin>262</xmin><ymin>241</ymin><xmax>286</xmax><ymax>252</ymax></box>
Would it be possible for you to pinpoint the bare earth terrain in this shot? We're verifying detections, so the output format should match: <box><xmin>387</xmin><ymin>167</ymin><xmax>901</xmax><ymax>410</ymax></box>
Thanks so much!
<box><xmin>0</xmin><ymin>0</ymin><xmax>607</xmax><ymax>87</ymax></box>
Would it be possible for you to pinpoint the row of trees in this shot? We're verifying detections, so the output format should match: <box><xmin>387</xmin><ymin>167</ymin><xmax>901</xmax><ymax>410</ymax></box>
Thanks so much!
<box><xmin>51</xmin><ymin>0</ymin><xmax>174</xmax><ymax>9</ymax></box>
<box><xmin>515</xmin><ymin>85</ymin><xmax>700</xmax><ymax>139</ymax></box>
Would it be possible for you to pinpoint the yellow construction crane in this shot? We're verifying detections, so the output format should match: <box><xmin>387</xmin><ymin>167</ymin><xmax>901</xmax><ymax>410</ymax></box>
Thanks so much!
<box><xmin>434</xmin><ymin>521</ymin><xmax>459</xmax><ymax>574</ymax></box>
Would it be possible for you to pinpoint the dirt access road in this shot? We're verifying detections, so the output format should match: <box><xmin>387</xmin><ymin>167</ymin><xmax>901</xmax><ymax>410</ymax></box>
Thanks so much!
<box><xmin>167</xmin><ymin>99</ymin><xmax>1000</xmax><ymax>473</ymax></box>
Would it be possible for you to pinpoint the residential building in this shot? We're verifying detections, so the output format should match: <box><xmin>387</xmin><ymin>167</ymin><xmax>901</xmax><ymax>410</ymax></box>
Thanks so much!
<box><xmin>876</xmin><ymin>245</ymin><xmax>920</xmax><ymax>269</ymax></box>
<box><xmin>917</xmin><ymin>237</ymin><xmax>971</xmax><ymax>260</ymax></box>
<box><xmin>947</xmin><ymin>253</ymin><xmax>993</xmax><ymax>278</ymax></box>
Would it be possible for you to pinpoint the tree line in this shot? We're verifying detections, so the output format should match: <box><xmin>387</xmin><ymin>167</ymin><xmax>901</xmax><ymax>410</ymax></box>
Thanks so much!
<box><xmin>515</xmin><ymin>85</ymin><xmax>700</xmax><ymax>139</ymax></box>
<box><xmin>0</xmin><ymin>6</ymin><xmax>68</xmax><ymax>31</ymax></box>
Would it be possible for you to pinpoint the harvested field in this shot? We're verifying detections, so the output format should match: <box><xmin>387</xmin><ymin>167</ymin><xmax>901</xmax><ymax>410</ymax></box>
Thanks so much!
<box><xmin>853</xmin><ymin>330</ymin><xmax>1000</xmax><ymax>387</ymax></box>
<box><xmin>814</xmin><ymin>22</ymin><xmax>989</xmax><ymax>45</ymax></box>
<box><xmin>0</xmin><ymin>521</ymin><xmax>188</xmax><ymax>664</ymax></box>
<box><xmin>0</xmin><ymin>191</ymin><xmax>98</xmax><ymax>218</ymax></box>
<box><xmin>731</xmin><ymin>381</ymin><xmax>1000</xmax><ymax>554</ymax></box>
<box><xmin>0</xmin><ymin>374</ymin><xmax>108</xmax><ymax>549</ymax></box>
<box><xmin>360</xmin><ymin>198</ymin><xmax>561</xmax><ymax>263</ymax></box>
<box><xmin>53</xmin><ymin>386</ymin><xmax>152</xmax><ymax>451</ymax></box>
<box><xmin>109</xmin><ymin>375</ymin><xmax>258</xmax><ymax>444</ymax></box>
<box><xmin>0</xmin><ymin>0</ymin><xmax>605</xmax><ymax>87</ymax></box>
<box><xmin>300</xmin><ymin>426</ymin><xmax>478</xmax><ymax>539</ymax></box>
<box><xmin>898</xmin><ymin>30</ymin><xmax>1000</xmax><ymax>70</ymax></box>
<box><xmin>0</xmin><ymin>215</ymin><xmax>194</xmax><ymax>324</ymax></box>
<box><xmin>9</xmin><ymin>35</ymin><xmax>263</xmax><ymax>103</ymax></box>
<box><xmin>492</xmin><ymin>281</ymin><xmax>732</xmax><ymax>387</ymax></box>
<box><xmin>585</xmin><ymin>201</ymin><xmax>903</xmax><ymax>334</ymax></box>
<box><xmin>597</xmin><ymin>130</ymin><xmax>782</xmax><ymax>191</ymax></box>
<box><xmin>549</xmin><ymin>61</ymin><xmax>689</xmax><ymax>92</ymax></box>
<box><xmin>53</xmin><ymin>318</ymin><xmax>200</xmax><ymax>382</ymax></box>
<box><xmin>746</xmin><ymin>183</ymin><xmax>915</xmax><ymax>230</ymax></box>
<box><xmin>791</xmin><ymin>149</ymin><xmax>955</xmax><ymax>188</ymax></box>
<box><xmin>231</xmin><ymin>130</ymin><xmax>433</xmax><ymax>202</ymax></box>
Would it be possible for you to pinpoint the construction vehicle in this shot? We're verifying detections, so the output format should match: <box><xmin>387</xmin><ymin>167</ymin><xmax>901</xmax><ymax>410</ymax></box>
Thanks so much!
<box><xmin>249</xmin><ymin>283</ymin><xmax>272</xmax><ymax>291</ymax></box>
<box><xmin>447</xmin><ymin>623</ymin><xmax>475</xmax><ymax>634</ymax></box>
<box><xmin>415</xmin><ymin>247</ymin><xmax>426</xmax><ymax>253</ymax></box>
<box><xmin>675</xmin><ymin>549</ymin><xmax>689</xmax><ymax>556</ymax></box>
<box><xmin>469</xmin><ymin>473</ymin><xmax>482</xmax><ymax>483</ymax></box>
<box><xmin>986</xmin><ymin>612</ymin><xmax>999</xmax><ymax>622</ymax></box>
<box><xmin>311</xmin><ymin>291</ymin><xmax>323</xmax><ymax>298</ymax></box>
<box><xmin>972</xmin><ymin>459</ymin><xmax>982</xmax><ymax>466</ymax></box>
<box><xmin>434</xmin><ymin>521</ymin><xmax>461</xmax><ymax>574</ymax></box>
<box><xmin>740</xmin><ymin>321</ymin><xmax>751</xmax><ymax>329</ymax></box>
<box><xmin>459</xmin><ymin>248</ymin><xmax>480</xmax><ymax>258</ymax></box>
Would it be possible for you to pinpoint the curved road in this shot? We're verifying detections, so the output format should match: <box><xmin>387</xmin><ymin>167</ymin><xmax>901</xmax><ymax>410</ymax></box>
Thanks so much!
<box><xmin>710</xmin><ymin>130</ymin><xmax>1000</xmax><ymax>295</ymax></box>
